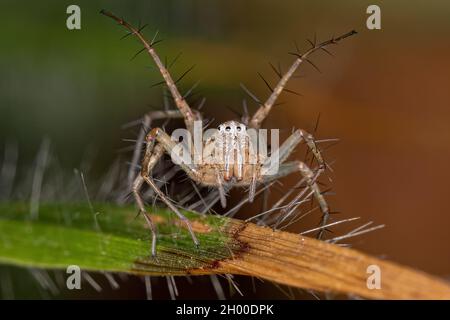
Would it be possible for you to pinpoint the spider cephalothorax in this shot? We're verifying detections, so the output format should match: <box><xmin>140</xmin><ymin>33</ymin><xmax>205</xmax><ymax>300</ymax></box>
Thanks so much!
<box><xmin>101</xmin><ymin>10</ymin><xmax>356</xmax><ymax>256</ymax></box>
<box><xmin>206</xmin><ymin>121</ymin><xmax>255</xmax><ymax>182</ymax></box>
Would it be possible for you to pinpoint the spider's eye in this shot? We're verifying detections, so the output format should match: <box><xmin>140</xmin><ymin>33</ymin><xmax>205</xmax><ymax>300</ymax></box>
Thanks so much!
<box><xmin>225</xmin><ymin>126</ymin><xmax>231</xmax><ymax>131</ymax></box>
<box><xmin>236</xmin><ymin>126</ymin><xmax>241</xmax><ymax>132</ymax></box>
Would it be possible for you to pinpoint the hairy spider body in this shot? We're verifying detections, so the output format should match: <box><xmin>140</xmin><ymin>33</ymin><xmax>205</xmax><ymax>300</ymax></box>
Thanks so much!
<box><xmin>101</xmin><ymin>10</ymin><xmax>356</xmax><ymax>256</ymax></box>
<box><xmin>201</xmin><ymin>121</ymin><xmax>261</xmax><ymax>184</ymax></box>
<box><xmin>145</xmin><ymin>121</ymin><xmax>261</xmax><ymax>191</ymax></box>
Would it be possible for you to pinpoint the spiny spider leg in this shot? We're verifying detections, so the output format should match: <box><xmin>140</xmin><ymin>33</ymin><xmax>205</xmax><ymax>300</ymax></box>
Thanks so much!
<box><xmin>249</xmin><ymin>30</ymin><xmax>357</xmax><ymax>129</ymax></box>
<box><xmin>263</xmin><ymin>161</ymin><xmax>330</xmax><ymax>239</ymax></box>
<box><xmin>281</xmin><ymin>168</ymin><xmax>322</xmax><ymax>212</ymax></box>
<box><xmin>128</xmin><ymin>110</ymin><xmax>184</xmax><ymax>186</ymax></box>
<box><xmin>142</xmin><ymin>176</ymin><xmax>199</xmax><ymax>247</ymax></box>
<box><xmin>101</xmin><ymin>10</ymin><xmax>199</xmax><ymax>133</ymax></box>
<box><xmin>132</xmin><ymin>128</ymin><xmax>200</xmax><ymax>256</ymax></box>
<box><xmin>132</xmin><ymin>142</ymin><xmax>164</xmax><ymax>257</ymax></box>
<box><xmin>264</xmin><ymin>129</ymin><xmax>325</xmax><ymax>171</ymax></box>
<box><xmin>262</xmin><ymin>129</ymin><xmax>328</xmax><ymax>236</ymax></box>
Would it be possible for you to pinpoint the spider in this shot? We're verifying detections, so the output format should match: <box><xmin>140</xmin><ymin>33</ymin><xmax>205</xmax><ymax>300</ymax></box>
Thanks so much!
<box><xmin>101</xmin><ymin>10</ymin><xmax>356</xmax><ymax>256</ymax></box>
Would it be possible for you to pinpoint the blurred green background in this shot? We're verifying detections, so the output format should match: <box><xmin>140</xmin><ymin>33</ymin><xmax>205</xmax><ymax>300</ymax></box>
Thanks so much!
<box><xmin>1</xmin><ymin>0</ymin><xmax>450</xmax><ymax>298</ymax></box>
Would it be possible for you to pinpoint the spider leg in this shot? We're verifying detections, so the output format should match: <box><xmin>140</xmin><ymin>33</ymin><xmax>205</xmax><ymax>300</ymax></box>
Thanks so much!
<box><xmin>101</xmin><ymin>10</ymin><xmax>200</xmax><ymax>133</ymax></box>
<box><xmin>145</xmin><ymin>127</ymin><xmax>199</xmax><ymax>178</ymax></box>
<box><xmin>128</xmin><ymin>110</ymin><xmax>184</xmax><ymax>186</ymax></box>
<box><xmin>249</xmin><ymin>30</ymin><xmax>357</xmax><ymax>129</ymax></box>
<box><xmin>138</xmin><ymin>127</ymin><xmax>200</xmax><ymax>254</ymax></box>
<box><xmin>142</xmin><ymin>175</ymin><xmax>199</xmax><ymax>248</ymax></box>
<box><xmin>298</xmin><ymin>129</ymin><xmax>324</xmax><ymax>169</ymax></box>
<box><xmin>132</xmin><ymin>142</ymin><xmax>165</xmax><ymax>257</ymax></box>
<box><xmin>262</xmin><ymin>161</ymin><xmax>329</xmax><ymax>240</ymax></box>
<box><xmin>133</xmin><ymin>175</ymin><xmax>158</xmax><ymax>257</ymax></box>
<box><xmin>263</xmin><ymin>129</ymin><xmax>325</xmax><ymax>171</ymax></box>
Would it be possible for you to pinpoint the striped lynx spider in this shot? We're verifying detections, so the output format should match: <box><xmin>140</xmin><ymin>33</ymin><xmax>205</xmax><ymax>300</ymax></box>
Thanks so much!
<box><xmin>102</xmin><ymin>10</ymin><xmax>356</xmax><ymax>256</ymax></box>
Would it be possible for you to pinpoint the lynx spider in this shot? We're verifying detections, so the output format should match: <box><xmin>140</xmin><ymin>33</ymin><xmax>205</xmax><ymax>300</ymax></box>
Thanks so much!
<box><xmin>101</xmin><ymin>10</ymin><xmax>356</xmax><ymax>256</ymax></box>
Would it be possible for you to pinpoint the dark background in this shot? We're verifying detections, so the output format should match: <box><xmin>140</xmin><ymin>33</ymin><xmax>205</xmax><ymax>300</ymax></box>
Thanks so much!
<box><xmin>1</xmin><ymin>1</ymin><xmax>449</xmax><ymax>298</ymax></box>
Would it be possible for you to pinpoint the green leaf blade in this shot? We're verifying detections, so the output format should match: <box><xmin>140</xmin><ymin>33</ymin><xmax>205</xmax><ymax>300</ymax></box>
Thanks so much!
<box><xmin>0</xmin><ymin>202</ymin><xmax>238</xmax><ymax>275</ymax></box>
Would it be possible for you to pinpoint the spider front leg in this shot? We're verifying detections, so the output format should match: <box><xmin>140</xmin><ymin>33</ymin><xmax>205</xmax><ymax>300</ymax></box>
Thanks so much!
<box><xmin>262</xmin><ymin>161</ymin><xmax>330</xmax><ymax>239</ymax></box>
<box><xmin>128</xmin><ymin>110</ymin><xmax>184</xmax><ymax>186</ymax></box>
<box><xmin>101</xmin><ymin>10</ymin><xmax>200</xmax><ymax>133</ymax></box>
<box><xmin>133</xmin><ymin>127</ymin><xmax>200</xmax><ymax>256</ymax></box>
<box><xmin>132</xmin><ymin>141</ymin><xmax>164</xmax><ymax>257</ymax></box>
<box><xmin>249</xmin><ymin>30</ymin><xmax>357</xmax><ymax>129</ymax></box>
